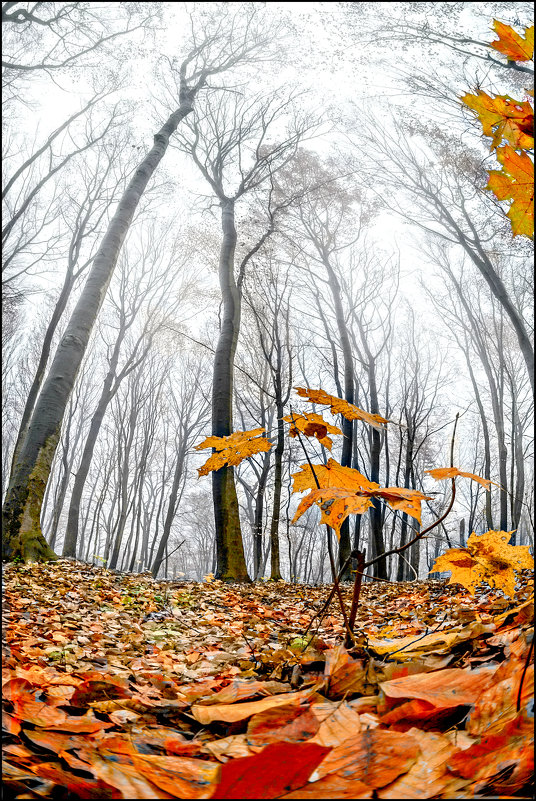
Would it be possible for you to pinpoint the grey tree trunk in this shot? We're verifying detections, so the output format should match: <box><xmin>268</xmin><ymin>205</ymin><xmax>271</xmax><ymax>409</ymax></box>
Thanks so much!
<box><xmin>151</xmin><ymin>445</ymin><xmax>187</xmax><ymax>578</ymax></box>
<box><xmin>2</xmin><ymin>100</ymin><xmax>195</xmax><ymax>562</ymax></box>
<box><xmin>212</xmin><ymin>199</ymin><xmax>250</xmax><ymax>582</ymax></box>
<box><xmin>324</xmin><ymin>258</ymin><xmax>354</xmax><ymax>579</ymax></box>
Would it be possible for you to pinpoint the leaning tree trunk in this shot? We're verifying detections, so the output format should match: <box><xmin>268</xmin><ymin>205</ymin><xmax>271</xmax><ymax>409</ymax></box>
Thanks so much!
<box><xmin>63</xmin><ymin>330</ymin><xmax>125</xmax><ymax>557</ymax></box>
<box><xmin>212</xmin><ymin>198</ymin><xmax>250</xmax><ymax>582</ymax></box>
<box><xmin>151</xmin><ymin>443</ymin><xmax>187</xmax><ymax>579</ymax></box>
<box><xmin>2</xmin><ymin>98</ymin><xmax>196</xmax><ymax>562</ymax></box>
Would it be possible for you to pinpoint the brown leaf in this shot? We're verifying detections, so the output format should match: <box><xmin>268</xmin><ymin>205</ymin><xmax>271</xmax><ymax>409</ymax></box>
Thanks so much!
<box><xmin>377</xmin><ymin>728</ymin><xmax>466</xmax><ymax>799</ymax></box>
<box><xmin>312</xmin><ymin>728</ymin><xmax>420</xmax><ymax>787</ymax></box>
<box><xmin>191</xmin><ymin>687</ymin><xmax>318</xmax><ymax>725</ymax></box>
<box><xmin>379</xmin><ymin>665</ymin><xmax>497</xmax><ymax>710</ymax></box>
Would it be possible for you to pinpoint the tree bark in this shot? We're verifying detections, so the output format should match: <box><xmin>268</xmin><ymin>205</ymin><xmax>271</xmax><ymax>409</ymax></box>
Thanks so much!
<box><xmin>151</xmin><ymin>445</ymin><xmax>187</xmax><ymax>579</ymax></box>
<box><xmin>2</xmin><ymin>100</ymin><xmax>195</xmax><ymax>562</ymax></box>
<box><xmin>212</xmin><ymin>198</ymin><xmax>250</xmax><ymax>582</ymax></box>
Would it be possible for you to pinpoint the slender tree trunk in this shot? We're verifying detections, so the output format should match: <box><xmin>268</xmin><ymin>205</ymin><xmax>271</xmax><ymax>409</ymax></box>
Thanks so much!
<box><xmin>253</xmin><ymin>449</ymin><xmax>270</xmax><ymax>579</ymax></box>
<box><xmin>269</xmin><ymin>397</ymin><xmax>284</xmax><ymax>580</ymax></box>
<box><xmin>151</xmin><ymin>445</ymin><xmax>187</xmax><ymax>578</ymax></box>
<box><xmin>2</xmin><ymin>100</ymin><xmax>196</xmax><ymax>562</ymax></box>
<box><xmin>325</xmin><ymin>260</ymin><xmax>354</xmax><ymax>579</ymax></box>
<box><xmin>63</xmin><ymin>333</ymin><xmax>125</xmax><ymax>556</ymax></box>
<box><xmin>212</xmin><ymin>198</ymin><xmax>250</xmax><ymax>582</ymax></box>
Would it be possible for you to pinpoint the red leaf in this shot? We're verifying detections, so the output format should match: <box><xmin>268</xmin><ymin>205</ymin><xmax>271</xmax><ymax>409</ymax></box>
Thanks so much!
<box><xmin>210</xmin><ymin>741</ymin><xmax>330</xmax><ymax>799</ymax></box>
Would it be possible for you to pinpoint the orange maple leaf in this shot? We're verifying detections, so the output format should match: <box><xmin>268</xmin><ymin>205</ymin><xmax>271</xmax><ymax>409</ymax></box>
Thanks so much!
<box><xmin>486</xmin><ymin>146</ymin><xmax>534</xmax><ymax>238</ymax></box>
<box><xmin>283</xmin><ymin>411</ymin><xmax>342</xmax><ymax>451</ymax></box>
<box><xmin>292</xmin><ymin>459</ymin><xmax>432</xmax><ymax>534</ymax></box>
<box><xmin>292</xmin><ymin>488</ymin><xmax>373</xmax><ymax>535</ymax></box>
<box><xmin>195</xmin><ymin>428</ymin><xmax>272</xmax><ymax>477</ymax></box>
<box><xmin>294</xmin><ymin>387</ymin><xmax>389</xmax><ymax>430</ymax></box>
<box><xmin>430</xmin><ymin>529</ymin><xmax>534</xmax><ymax>597</ymax></box>
<box><xmin>425</xmin><ymin>466</ymin><xmax>495</xmax><ymax>490</ymax></box>
<box><xmin>291</xmin><ymin>458</ymin><xmax>377</xmax><ymax>494</ymax></box>
<box><xmin>490</xmin><ymin>20</ymin><xmax>534</xmax><ymax>62</ymax></box>
<box><xmin>461</xmin><ymin>91</ymin><xmax>534</xmax><ymax>150</ymax></box>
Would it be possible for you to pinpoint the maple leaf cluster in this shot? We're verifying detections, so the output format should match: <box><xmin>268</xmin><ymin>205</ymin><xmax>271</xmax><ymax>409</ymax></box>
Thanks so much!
<box><xmin>462</xmin><ymin>20</ymin><xmax>534</xmax><ymax>238</ymax></box>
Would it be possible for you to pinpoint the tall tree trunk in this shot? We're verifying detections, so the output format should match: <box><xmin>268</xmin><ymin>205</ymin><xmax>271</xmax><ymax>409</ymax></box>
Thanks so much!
<box><xmin>2</xmin><ymin>99</ymin><xmax>196</xmax><ymax>562</ymax></box>
<box><xmin>269</xmin><ymin>397</ymin><xmax>284</xmax><ymax>580</ymax></box>
<box><xmin>212</xmin><ymin>198</ymin><xmax>250</xmax><ymax>582</ymax></box>
<box><xmin>63</xmin><ymin>331</ymin><xmax>126</xmax><ymax>556</ymax></box>
<box><xmin>253</xmin><ymin>449</ymin><xmax>271</xmax><ymax>579</ymax></box>
<box><xmin>324</xmin><ymin>259</ymin><xmax>354</xmax><ymax>579</ymax></box>
<box><xmin>151</xmin><ymin>445</ymin><xmax>186</xmax><ymax>578</ymax></box>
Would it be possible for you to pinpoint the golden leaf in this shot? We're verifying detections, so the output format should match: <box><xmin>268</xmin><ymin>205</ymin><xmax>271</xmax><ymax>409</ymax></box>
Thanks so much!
<box><xmin>294</xmin><ymin>387</ymin><xmax>389</xmax><ymax>430</ymax></box>
<box><xmin>425</xmin><ymin>466</ymin><xmax>494</xmax><ymax>489</ymax></box>
<box><xmin>195</xmin><ymin>428</ymin><xmax>272</xmax><ymax>476</ymax></box>
<box><xmin>430</xmin><ymin>529</ymin><xmax>534</xmax><ymax>597</ymax></box>
<box><xmin>291</xmin><ymin>458</ymin><xmax>377</xmax><ymax>495</ymax></box>
<box><xmin>461</xmin><ymin>91</ymin><xmax>534</xmax><ymax>150</ymax></box>
<box><xmin>283</xmin><ymin>411</ymin><xmax>342</xmax><ymax>451</ymax></box>
<box><xmin>486</xmin><ymin>146</ymin><xmax>534</xmax><ymax>238</ymax></box>
<box><xmin>291</xmin><ymin>460</ymin><xmax>432</xmax><ymax>533</ymax></box>
<box><xmin>292</xmin><ymin>488</ymin><xmax>373</xmax><ymax>535</ymax></box>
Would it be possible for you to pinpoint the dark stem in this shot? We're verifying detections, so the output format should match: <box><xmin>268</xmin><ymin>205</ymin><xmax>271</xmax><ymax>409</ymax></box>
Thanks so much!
<box><xmin>289</xmin><ymin>407</ymin><xmax>350</xmax><ymax>632</ymax></box>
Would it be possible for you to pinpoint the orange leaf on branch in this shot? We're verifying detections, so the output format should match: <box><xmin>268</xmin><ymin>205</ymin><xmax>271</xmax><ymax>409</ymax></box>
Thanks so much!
<box><xmin>489</xmin><ymin>20</ymin><xmax>534</xmax><ymax>62</ymax></box>
<box><xmin>294</xmin><ymin>387</ymin><xmax>389</xmax><ymax>430</ymax></box>
<box><xmin>195</xmin><ymin>428</ymin><xmax>272</xmax><ymax>477</ymax></box>
<box><xmin>291</xmin><ymin>458</ymin><xmax>377</xmax><ymax>495</ymax></box>
<box><xmin>292</xmin><ymin>487</ymin><xmax>374</xmax><ymax>536</ymax></box>
<box><xmin>461</xmin><ymin>91</ymin><xmax>534</xmax><ymax>150</ymax></box>
<box><xmin>291</xmin><ymin>460</ymin><xmax>432</xmax><ymax>535</ymax></box>
<box><xmin>425</xmin><ymin>466</ymin><xmax>495</xmax><ymax>489</ymax></box>
<box><xmin>486</xmin><ymin>146</ymin><xmax>534</xmax><ymax>238</ymax></box>
<box><xmin>283</xmin><ymin>411</ymin><xmax>342</xmax><ymax>451</ymax></box>
<box><xmin>430</xmin><ymin>529</ymin><xmax>534</xmax><ymax>597</ymax></box>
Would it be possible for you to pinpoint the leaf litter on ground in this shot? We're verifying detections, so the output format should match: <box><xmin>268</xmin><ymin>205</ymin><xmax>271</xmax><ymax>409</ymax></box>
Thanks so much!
<box><xmin>2</xmin><ymin>559</ymin><xmax>534</xmax><ymax>799</ymax></box>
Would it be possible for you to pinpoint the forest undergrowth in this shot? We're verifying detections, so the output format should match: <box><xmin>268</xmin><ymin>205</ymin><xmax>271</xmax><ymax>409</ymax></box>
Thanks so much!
<box><xmin>2</xmin><ymin>559</ymin><xmax>534</xmax><ymax>799</ymax></box>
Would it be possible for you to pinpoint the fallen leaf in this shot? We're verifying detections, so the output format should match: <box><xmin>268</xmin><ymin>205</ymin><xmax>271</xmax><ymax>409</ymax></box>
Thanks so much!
<box><xmin>379</xmin><ymin>665</ymin><xmax>497</xmax><ymax>710</ymax></box>
<box><xmin>209</xmin><ymin>741</ymin><xmax>330</xmax><ymax>799</ymax></box>
<box><xmin>191</xmin><ymin>688</ymin><xmax>318</xmax><ymax>725</ymax></box>
<box><xmin>378</xmin><ymin>728</ymin><xmax>468</xmax><ymax>799</ymax></box>
<box><xmin>311</xmin><ymin>728</ymin><xmax>419</xmax><ymax>787</ymax></box>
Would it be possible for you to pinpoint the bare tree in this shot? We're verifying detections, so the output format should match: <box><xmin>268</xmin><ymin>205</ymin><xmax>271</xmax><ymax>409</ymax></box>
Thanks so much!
<box><xmin>175</xmin><ymin>84</ymin><xmax>318</xmax><ymax>581</ymax></box>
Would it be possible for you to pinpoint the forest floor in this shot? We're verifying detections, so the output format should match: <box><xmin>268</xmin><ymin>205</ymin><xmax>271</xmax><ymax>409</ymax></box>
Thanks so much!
<box><xmin>2</xmin><ymin>559</ymin><xmax>534</xmax><ymax>799</ymax></box>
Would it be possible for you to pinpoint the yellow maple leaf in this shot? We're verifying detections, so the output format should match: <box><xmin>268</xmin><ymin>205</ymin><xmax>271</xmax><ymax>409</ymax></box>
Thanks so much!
<box><xmin>486</xmin><ymin>146</ymin><xmax>534</xmax><ymax>238</ymax></box>
<box><xmin>291</xmin><ymin>459</ymin><xmax>432</xmax><ymax>534</ymax></box>
<box><xmin>430</xmin><ymin>530</ymin><xmax>534</xmax><ymax>597</ymax></box>
<box><xmin>461</xmin><ymin>91</ymin><xmax>534</xmax><ymax>150</ymax></box>
<box><xmin>294</xmin><ymin>387</ymin><xmax>389</xmax><ymax>430</ymax></box>
<box><xmin>292</xmin><ymin>488</ymin><xmax>373</xmax><ymax>535</ymax></box>
<box><xmin>283</xmin><ymin>411</ymin><xmax>342</xmax><ymax>451</ymax></box>
<box><xmin>195</xmin><ymin>428</ymin><xmax>272</xmax><ymax>477</ymax></box>
<box><xmin>291</xmin><ymin>458</ymin><xmax>377</xmax><ymax>494</ymax></box>
<box><xmin>425</xmin><ymin>466</ymin><xmax>495</xmax><ymax>490</ymax></box>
